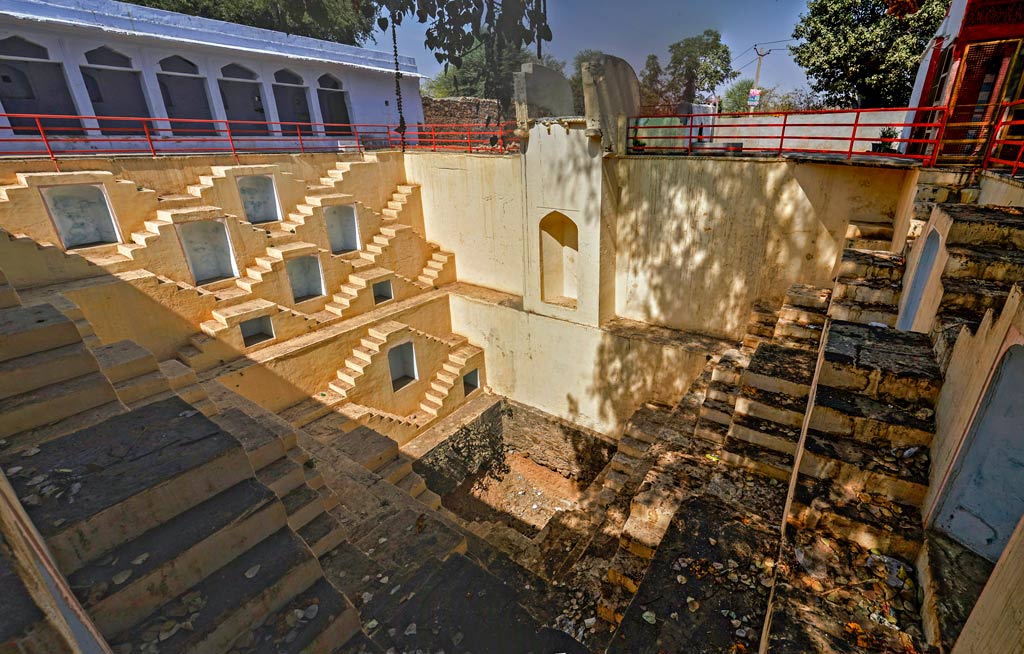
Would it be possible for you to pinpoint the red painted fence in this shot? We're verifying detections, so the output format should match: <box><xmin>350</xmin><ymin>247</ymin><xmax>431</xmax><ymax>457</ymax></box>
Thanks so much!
<box><xmin>628</xmin><ymin>106</ymin><xmax>949</xmax><ymax>165</ymax></box>
<box><xmin>0</xmin><ymin>112</ymin><xmax>517</xmax><ymax>170</ymax></box>
<box><xmin>983</xmin><ymin>99</ymin><xmax>1024</xmax><ymax>177</ymax></box>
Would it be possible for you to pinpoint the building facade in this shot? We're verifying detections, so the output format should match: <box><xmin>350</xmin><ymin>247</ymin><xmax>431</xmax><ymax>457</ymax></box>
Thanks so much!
<box><xmin>0</xmin><ymin>0</ymin><xmax>424</xmax><ymax>151</ymax></box>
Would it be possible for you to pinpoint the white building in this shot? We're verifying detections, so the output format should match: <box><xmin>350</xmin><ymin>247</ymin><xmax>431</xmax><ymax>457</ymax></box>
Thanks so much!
<box><xmin>0</xmin><ymin>0</ymin><xmax>424</xmax><ymax>151</ymax></box>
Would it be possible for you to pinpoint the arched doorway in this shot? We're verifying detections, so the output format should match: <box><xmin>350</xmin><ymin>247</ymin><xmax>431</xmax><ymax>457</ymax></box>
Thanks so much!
<box><xmin>0</xmin><ymin>36</ymin><xmax>81</xmax><ymax>135</ymax></box>
<box><xmin>897</xmin><ymin>230</ymin><xmax>941</xmax><ymax>331</ymax></box>
<box><xmin>80</xmin><ymin>46</ymin><xmax>152</xmax><ymax>135</ymax></box>
<box><xmin>218</xmin><ymin>64</ymin><xmax>268</xmax><ymax>135</ymax></box>
<box><xmin>539</xmin><ymin>212</ymin><xmax>579</xmax><ymax>308</ymax></box>
<box><xmin>317</xmin><ymin>74</ymin><xmax>352</xmax><ymax>135</ymax></box>
<box><xmin>936</xmin><ymin>345</ymin><xmax>1024</xmax><ymax>562</ymax></box>
<box><xmin>157</xmin><ymin>55</ymin><xmax>213</xmax><ymax>136</ymax></box>
<box><xmin>272</xmin><ymin>69</ymin><xmax>312</xmax><ymax>135</ymax></box>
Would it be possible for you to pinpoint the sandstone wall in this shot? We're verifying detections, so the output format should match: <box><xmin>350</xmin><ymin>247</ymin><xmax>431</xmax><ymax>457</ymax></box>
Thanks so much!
<box><xmin>421</xmin><ymin>96</ymin><xmax>502</xmax><ymax>125</ymax></box>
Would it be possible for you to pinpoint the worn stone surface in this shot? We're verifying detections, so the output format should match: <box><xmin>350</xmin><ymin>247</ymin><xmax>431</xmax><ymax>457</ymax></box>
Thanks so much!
<box><xmin>413</xmin><ymin>398</ymin><xmax>504</xmax><ymax>496</ymax></box>
<box><xmin>421</xmin><ymin>96</ymin><xmax>502</xmax><ymax>126</ymax></box>
<box><xmin>921</xmin><ymin>531</ymin><xmax>993</xmax><ymax>653</ymax></box>
<box><xmin>503</xmin><ymin>400</ymin><xmax>615</xmax><ymax>484</ymax></box>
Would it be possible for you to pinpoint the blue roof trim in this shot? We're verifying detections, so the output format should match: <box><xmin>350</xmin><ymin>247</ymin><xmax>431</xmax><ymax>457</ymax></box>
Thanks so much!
<box><xmin>1</xmin><ymin>0</ymin><xmax>421</xmax><ymax>76</ymax></box>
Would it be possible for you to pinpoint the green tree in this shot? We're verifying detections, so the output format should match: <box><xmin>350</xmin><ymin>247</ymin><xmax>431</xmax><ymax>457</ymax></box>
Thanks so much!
<box><xmin>665</xmin><ymin>29</ymin><xmax>739</xmax><ymax>104</ymax></box>
<box><xmin>423</xmin><ymin>43</ymin><xmax>563</xmax><ymax>100</ymax></box>
<box><xmin>569</xmin><ymin>49</ymin><xmax>606</xmax><ymax>114</ymax></box>
<box><xmin>791</xmin><ymin>0</ymin><xmax>950</xmax><ymax>107</ymax></box>
<box><xmin>126</xmin><ymin>0</ymin><xmax>375</xmax><ymax>44</ymax></box>
<box><xmin>639</xmin><ymin>55</ymin><xmax>667</xmax><ymax>108</ymax></box>
<box><xmin>722</xmin><ymin>79</ymin><xmax>774</xmax><ymax>113</ymax></box>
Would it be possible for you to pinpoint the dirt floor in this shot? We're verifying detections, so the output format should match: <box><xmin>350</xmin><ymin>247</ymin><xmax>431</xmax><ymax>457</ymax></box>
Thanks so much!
<box><xmin>443</xmin><ymin>452</ymin><xmax>588</xmax><ymax>537</ymax></box>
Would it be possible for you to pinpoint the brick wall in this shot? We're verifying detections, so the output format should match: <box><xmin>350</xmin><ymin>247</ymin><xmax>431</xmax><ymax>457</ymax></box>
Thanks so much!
<box><xmin>421</xmin><ymin>96</ymin><xmax>502</xmax><ymax>125</ymax></box>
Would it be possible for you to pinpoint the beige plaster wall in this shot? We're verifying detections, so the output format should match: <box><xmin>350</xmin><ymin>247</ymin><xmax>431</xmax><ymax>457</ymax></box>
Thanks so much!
<box><xmin>610</xmin><ymin>157</ymin><xmax>916</xmax><ymax>339</ymax></box>
<box><xmin>896</xmin><ymin>209</ymin><xmax>952</xmax><ymax>333</ymax></box>
<box><xmin>404</xmin><ymin>152</ymin><xmax>527</xmax><ymax>295</ymax></box>
<box><xmin>926</xmin><ymin>289</ymin><xmax>1024</xmax><ymax>518</ymax></box>
<box><xmin>950</xmin><ymin>511</ymin><xmax>1024</xmax><ymax>654</ymax></box>
<box><xmin>977</xmin><ymin>170</ymin><xmax>1024</xmax><ymax>207</ymax></box>
<box><xmin>450</xmin><ymin>289</ymin><xmax>710</xmax><ymax>436</ymax></box>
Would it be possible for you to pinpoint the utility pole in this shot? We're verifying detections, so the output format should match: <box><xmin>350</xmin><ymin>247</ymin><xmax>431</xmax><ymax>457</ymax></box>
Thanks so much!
<box><xmin>749</xmin><ymin>46</ymin><xmax>772</xmax><ymax>113</ymax></box>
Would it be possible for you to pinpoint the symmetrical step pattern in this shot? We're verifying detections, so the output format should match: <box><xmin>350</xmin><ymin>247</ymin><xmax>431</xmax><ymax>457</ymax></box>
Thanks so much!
<box><xmin>772</xmin><ymin>284</ymin><xmax>831</xmax><ymax>350</ymax></box>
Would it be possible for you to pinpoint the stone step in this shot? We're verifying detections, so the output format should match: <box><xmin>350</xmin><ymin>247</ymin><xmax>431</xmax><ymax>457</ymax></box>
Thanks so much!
<box><xmin>230</xmin><ymin>578</ymin><xmax>359</xmax><ymax>654</ymax></box>
<box><xmin>1</xmin><ymin>397</ymin><xmax>253</xmax><ymax>574</ymax></box>
<box><xmin>113</xmin><ymin>370</ymin><xmax>171</xmax><ymax>406</ymax></box>
<box><xmin>278</xmin><ymin>392</ymin><xmax>345</xmax><ymax>428</ymax></box>
<box><xmin>943</xmin><ymin>244</ymin><xmax>1024</xmax><ymax>282</ymax></box>
<box><xmin>790</xmin><ymin>477</ymin><xmax>923</xmax><ymax>561</ymax></box>
<box><xmin>417</xmin><ymin>488</ymin><xmax>442</xmax><ymax>510</ymax></box>
<box><xmin>784</xmin><ymin>284</ymin><xmax>832</xmax><ymax>311</ymax></box>
<box><xmin>350</xmin><ymin>509</ymin><xmax>467</xmax><ymax>587</ymax></box>
<box><xmin>820</xmin><ymin>320</ymin><xmax>942</xmax><ymax>407</ymax></box>
<box><xmin>836</xmin><ymin>249</ymin><xmax>904</xmax><ymax>282</ymax></box>
<box><xmin>0</xmin><ymin>304</ymin><xmax>82</xmax><ymax>363</ymax></box>
<box><xmin>0</xmin><ymin>370</ymin><xmax>119</xmax><ymax>439</ymax></box>
<box><xmin>211</xmin><ymin>408</ymin><xmax>296</xmax><ymax>471</ymax></box>
<box><xmin>741</xmin><ymin>343</ymin><xmax>816</xmax><ymax>398</ymax></box>
<box><xmin>846</xmin><ymin>222</ymin><xmax>895</xmax><ymax>241</ymax></box>
<box><xmin>711</xmin><ymin>349</ymin><xmax>749</xmax><ymax>386</ymax></box>
<box><xmin>810</xmin><ymin>385</ymin><xmax>935</xmax><ymax>449</ymax></box>
<box><xmin>0</xmin><ymin>401</ymin><xmax>126</xmax><ymax>456</ymax></box>
<box><xmin>304</xmin><ymin>419</ymin><xmax>398</xmax><ymax>472</ymax></box>
<box><xmin>729</xmin><ymin>413</ymin><xmax>801</xmax><ymax>456</ymax></box>
<box><xmin>67</xmin><ymin>479</ymin><xmax>282</xmax><ymax>639</ymax></box>
<box><xmin>109</xmin><ymin>529</ymin><xmax>320</xmax><ymax>654</ymax></box>
<box><xmin>256</xmin><ymin>456</ymin><xmax>306</xmax><ymax>498</ymax></box>
<box><xmin>772</xmin><ymin>319</ymin><xmax>824</xmax><ymax>346</ymax></box>
<box><xmin>831</xmin><ymin>276</ymin><xmax>902</xmax><ymax>305</ymax></box>
<box><xmin>0</xmin><ymin>341</ymin><xmax>97</xmax><ymax>401</ymax></box>
<box><xmin>720</xmin><ymin>439</ymin><xmax>793</xmax><ymax>481</ymax></box>
<box><xmin>212</xmin><ymin>299</ymin><xmax>278</xmax><ymax>326</ymax></box>
<box><xmin>734</xmin><ymin>385</ymin><xmax>808</xmax><ymax>428</ymax></box>
<box><xmin>297</xmin><ymin>512</ymin><xmax>349</xmax><ymax>557</ymax></box>
<box><xmin>827</xmin><ymin>298</ymin><xmax>898</xmax><ymax>327</ymax></box>
<box><xmin>617</xmin><ymin>434</ymin><xmax>650</xmax><ymax>460</ymax></box>
<box><xmin>92</xmin><ymin>340</ymin><xmax>158</xmax><ymax>384</ymax></box>
<box><xmin>944</xmin><ymin>204</ymin><xmax>1024</xmax><ymax>249</ymax></box>
<box><xmin>938</xmin><ymin>276</ymin><xmax>1014</xmax><ymax>315</ymax></box>
<box><xmin>800</xmin><ymin>431</ymin><xmax>929</xmax><ymax>507</ymax></box>
<box><xmin>777</xmin><ymin>304</ymin><xmax>827</xmax><ymax>326</ymax></box>
<box><xmin>282</xmin><ymin>484</ymin><xmax>326</xmax><ymax>531</ymax></box>
<box><xmin>376</xmin><ymin>453</ymin><xmax>413</xmax><ymax>485</ymax></box>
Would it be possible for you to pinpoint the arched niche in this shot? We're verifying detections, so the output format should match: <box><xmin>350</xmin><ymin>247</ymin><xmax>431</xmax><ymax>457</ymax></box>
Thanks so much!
<box><xmin>271</xmin><ymin>68</ymin><xmax>311</xmax><ymax>135</ymax></box>
<box><xmin>157</xmin><ymin>55</ymin><xmax>212</xmax><ymax>135</ymax></box>
<box><xmin>897</xmin><ymin>230</ymin><xmax>941</xmax><ymax>331</ymax></box>
<box><xmin>0</xmin><ymin>37</ymin><xmax>80</xmax><ymax>135</ymax></box>
<box><xmin>936</xmin><ymin>345</ymin><xmax>1024</xmax><ymax>562</ymax></box>
<box><xmin>80</xmin><ymin>46</ymin><xmax>150</xmax><ymax>134</ymax></box>
<box><xmin>218</xmin><ymin>63</ymin><xmax>267</xmax><ymax>135</ymax></box>
<box><xmin>316</xmin><ymin>73</ymin><xmax>352</xmax><ymax>135</ymax></box>
<box><xmin>539</xmin><ymin>211</ymin><xmax>579</xmax><ymax>308</ymax></box>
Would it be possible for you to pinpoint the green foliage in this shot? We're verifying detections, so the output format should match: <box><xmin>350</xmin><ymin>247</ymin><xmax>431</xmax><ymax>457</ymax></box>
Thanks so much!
<box><xmin>721</xmin><ymin>78</ymin><xmax>826</xmax><ymax>112</ymax></box>
<box><xmin>638</xmin><ymin>29</ymin><xmax>738</xmax><ymax>107</ymax></box>
<box><xmin>791</xmin><ymin>0</ymin><xmax>950</xmax><ymax>107</ymax></box>
<box><xmin>423</xmin><ymin>42</ymin><xmax>563</xmax><ymax>103</ymax></box>
<box><xmin>569</xmin><ymin>49</ymin><xmax>606</xmax><ymax>114</ymax></box>
<box><xmin>125</xmin><ymin>0</ymin><xmax>375</xmax><ymax>44</ymax></box>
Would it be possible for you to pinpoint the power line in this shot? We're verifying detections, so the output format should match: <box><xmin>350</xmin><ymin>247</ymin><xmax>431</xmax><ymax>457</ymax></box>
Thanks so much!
<box><xmin>753</xmin><ymin>38</ymin><xmax>797</xmax><ymax>47</ymax></box>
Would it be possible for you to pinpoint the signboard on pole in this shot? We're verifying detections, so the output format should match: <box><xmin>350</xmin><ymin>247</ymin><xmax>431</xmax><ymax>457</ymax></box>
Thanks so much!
<box><xmin>747</xmin><ymin>88</ymin><xmax>762</xmax><ymax>107</ymax></box>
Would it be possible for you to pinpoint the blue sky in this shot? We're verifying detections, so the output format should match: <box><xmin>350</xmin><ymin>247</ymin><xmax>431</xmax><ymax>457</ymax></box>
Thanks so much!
<box><xmin>391</xmin><ymin>0</ymin><xmax>812</xmax><ymax>94</ymax></box>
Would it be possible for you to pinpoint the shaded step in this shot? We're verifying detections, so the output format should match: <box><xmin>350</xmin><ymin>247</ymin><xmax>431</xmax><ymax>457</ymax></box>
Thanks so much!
<box><xmin>67</xmin><ymin>479</ymin><xmax>282</xmax><ymax>638</ymax></box>
<box><xmin>837</xmin><ymin>249</ymin><xmax>905</xmax><ymax>282</ymax></box>
<box><xmin>811</xmin><ymin>385</ymin><xmax>935</xmax><ymax>449</ymax></box>
<box><xmin>944</xmin><ymin>203</ymin><xmax>1024</xmax><ymax>249</ymax></box>
<box><xmin>0</xmin><ymin>342</ymin><xmax>97</xmax><ymax>401</ymax></box>
<box><xmin>1</xmin><ymin>397</ymin><xmax>251</xmax><ymax>574</ymax></box>
<box><xmin>109</xmin><ymin>529</ymin><xmax>320</xmax><ymax>654</ymax></box>
<box><xmin>0</xmin><ymin>304</ymin><xmax>81</xmax><ymax>363</ymax></box>
<box><xmin>938</xmin><ymin>276</ymin><xmax>1015</xmax><ymax>315</ymax></box>
<box><xmin>944</xmin><ymin>244</ymin><xmax>1024</xmax><ymax>282</ymax></box>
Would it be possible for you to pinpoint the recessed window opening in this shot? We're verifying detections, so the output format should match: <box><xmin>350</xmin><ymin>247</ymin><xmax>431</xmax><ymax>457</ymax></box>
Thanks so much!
<box><xmin>272</xmin><ymin>68</ymin><xmax>312</xmax><ymax>135</ymax></box>
<box><xmin>157</xmin><ymin>56</ymin><xmax>213</xmax><ymax>136</ymax></box>
<box><xmin>539</xmin><ymin>211</ymin><xmax>580</xmax><ymax>308</ymax></box>
<box><xmin>372</xmin><ymin>279</ymin><xmax>394</xmax><ymax>304</ymax></box>
<box><xmin>41</xmin><ymin>184</ymin><xmax>120</xmax><ymax>249</ymax></box>
<box><xmin>897</xmin><ymin>230</ymin><xmax>941</xmax><ymax>331</ymax></box>
<box><xmin>317</xmin><ymin>74</ymin><xmax>352</xmax><ymax>135</ymax></box>
<box><xmin>463</xmin><ymin>368</ymin><xmax>480</xmax><ymax>395</ymax></box>
<box><xmin>326</xmin><ymin>204</ymin><xmax>360</xmax><ymax>253</ymax></box>
<box><xmin>0</xmin><ymin>37</ymin><xmax>81</xmax><ymax>136</ymax></box>
<box><xmin>239</xmin><ymin>315</ymin><xmax>274</xmax><ymax>347</ymax></box>
<box><xmin>286</xmin><ymin>255</ymin><xmax>325</xmax><ymax>304</ymax></box>
<box><xmin>178</xmin><ymin>220</ymin><xmax>238</xmax><ymax>285</ymax></box>
<box><xmin>388</xmin><ymin>341</ymin><xmax>418</xmax><ymax>391</ymax></box>
<box><xmin>236</xmin><ymin>175</ymin><xmax>281</xmax><ymax>224</ymax></box>
<box><xmin>218</xmin><ymin>64</ymin><xmax>267</xmax><ymax>135</ymax></box>
<box><xmin>80</xmin><ymin>47</ymin><xmax>150</xmax><ymax>135</ymax></box>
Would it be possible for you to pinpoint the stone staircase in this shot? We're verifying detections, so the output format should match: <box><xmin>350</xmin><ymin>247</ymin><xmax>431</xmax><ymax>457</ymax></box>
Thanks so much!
<box><xmin>742</xmin><ymin>302</ymin><xmax>780</xmax><ymax>350</ymax></box>
<box><xmin>1</xmin><ymin>394</ymin><xmax>363</xmax><ymax>654</ymax></box>
<box><xmin>829</xmin><ymin>248</ymin><xmax>905</xmax><ymax>327</ymax></box>
<box><xmin>597</xmin><ymin>359</ymin><xmax>718</xmax><ymax>626</ymax></box>
<box><xmin>933</xmin><ymin>204</ymin><xmax>1024</xmax><ymax>371</ymax></box>
<box><xmin>771</xmin><ymin>284</ymin><xmax>832</xmax><ymax>350</ymax></box>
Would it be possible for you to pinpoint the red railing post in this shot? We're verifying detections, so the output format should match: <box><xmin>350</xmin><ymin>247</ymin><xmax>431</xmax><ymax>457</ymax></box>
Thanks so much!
<box><xmin>296</xmin><ymin>124</ymin><xmax>305</xmax><ymax>154</ymax></box>
<box><xmin>499</xmin><ymin>124</ymin><xmax>504</xmax><ymax>152</ymax></box>
<box><xmin>225</xmin><ymin>121</ymin><xmax>239</xmax><ymax>164</ymax></box>
<box><xmin>466</xmin><ymin>127</ymin><xmax>472</xmax><ymax>153</ymax></box>
<box><xmin>983</xmin><ymin>103</ymin><xmax>1006</xmax><ymax>170</ymax></box>
<box><xmin>431</xmin><ymin>125</ymin><xmax>437</xmax><ymax>152</ymax></box>
<box><xmin>687</xmin><ymin>118</ymin><xmax>693</xmax><ymax>156</ymax></box>
<box><xmin>34</xmin><ymin>117</ymin><xmax>59</xmax><ymax>171</ymax></box>
<box><xmin>142</xmin><ymin>121</ymin><xmax>157</xmax><ymax>157</ymax></box>
<box><xmin>847</xmin><ymin>110</ymin><xmax>861</xmax><ymax>160</ymax></box>
<box><xmin>352</xmin><ymin>125</ymin><xmax>361</xmax><ymax>155</ymax></box>
<box><xmin>930</xmin><ymin>108</ymin><xmax>947</xmax><ymax>168</ymax></box>
<box><xmin>779</xmin><ymin>113</ymin><xmax>788</xmax><ymax>157</ymax></box>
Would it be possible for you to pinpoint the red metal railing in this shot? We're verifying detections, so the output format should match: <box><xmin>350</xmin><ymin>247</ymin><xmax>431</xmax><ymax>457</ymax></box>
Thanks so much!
<box><xmin>627</xmin><ymin>106</ymin><xmax>948</xmax><ymax>165</ymax></box>
<box><xmin>983</xmin><ymin>99</ymin><xmax>1024</xmax><ymax>177</ymax></box>
<box><xmin>0</xmin><ymin>112</ymin><xmax>517</xmax><ymax>170</ymax></box>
